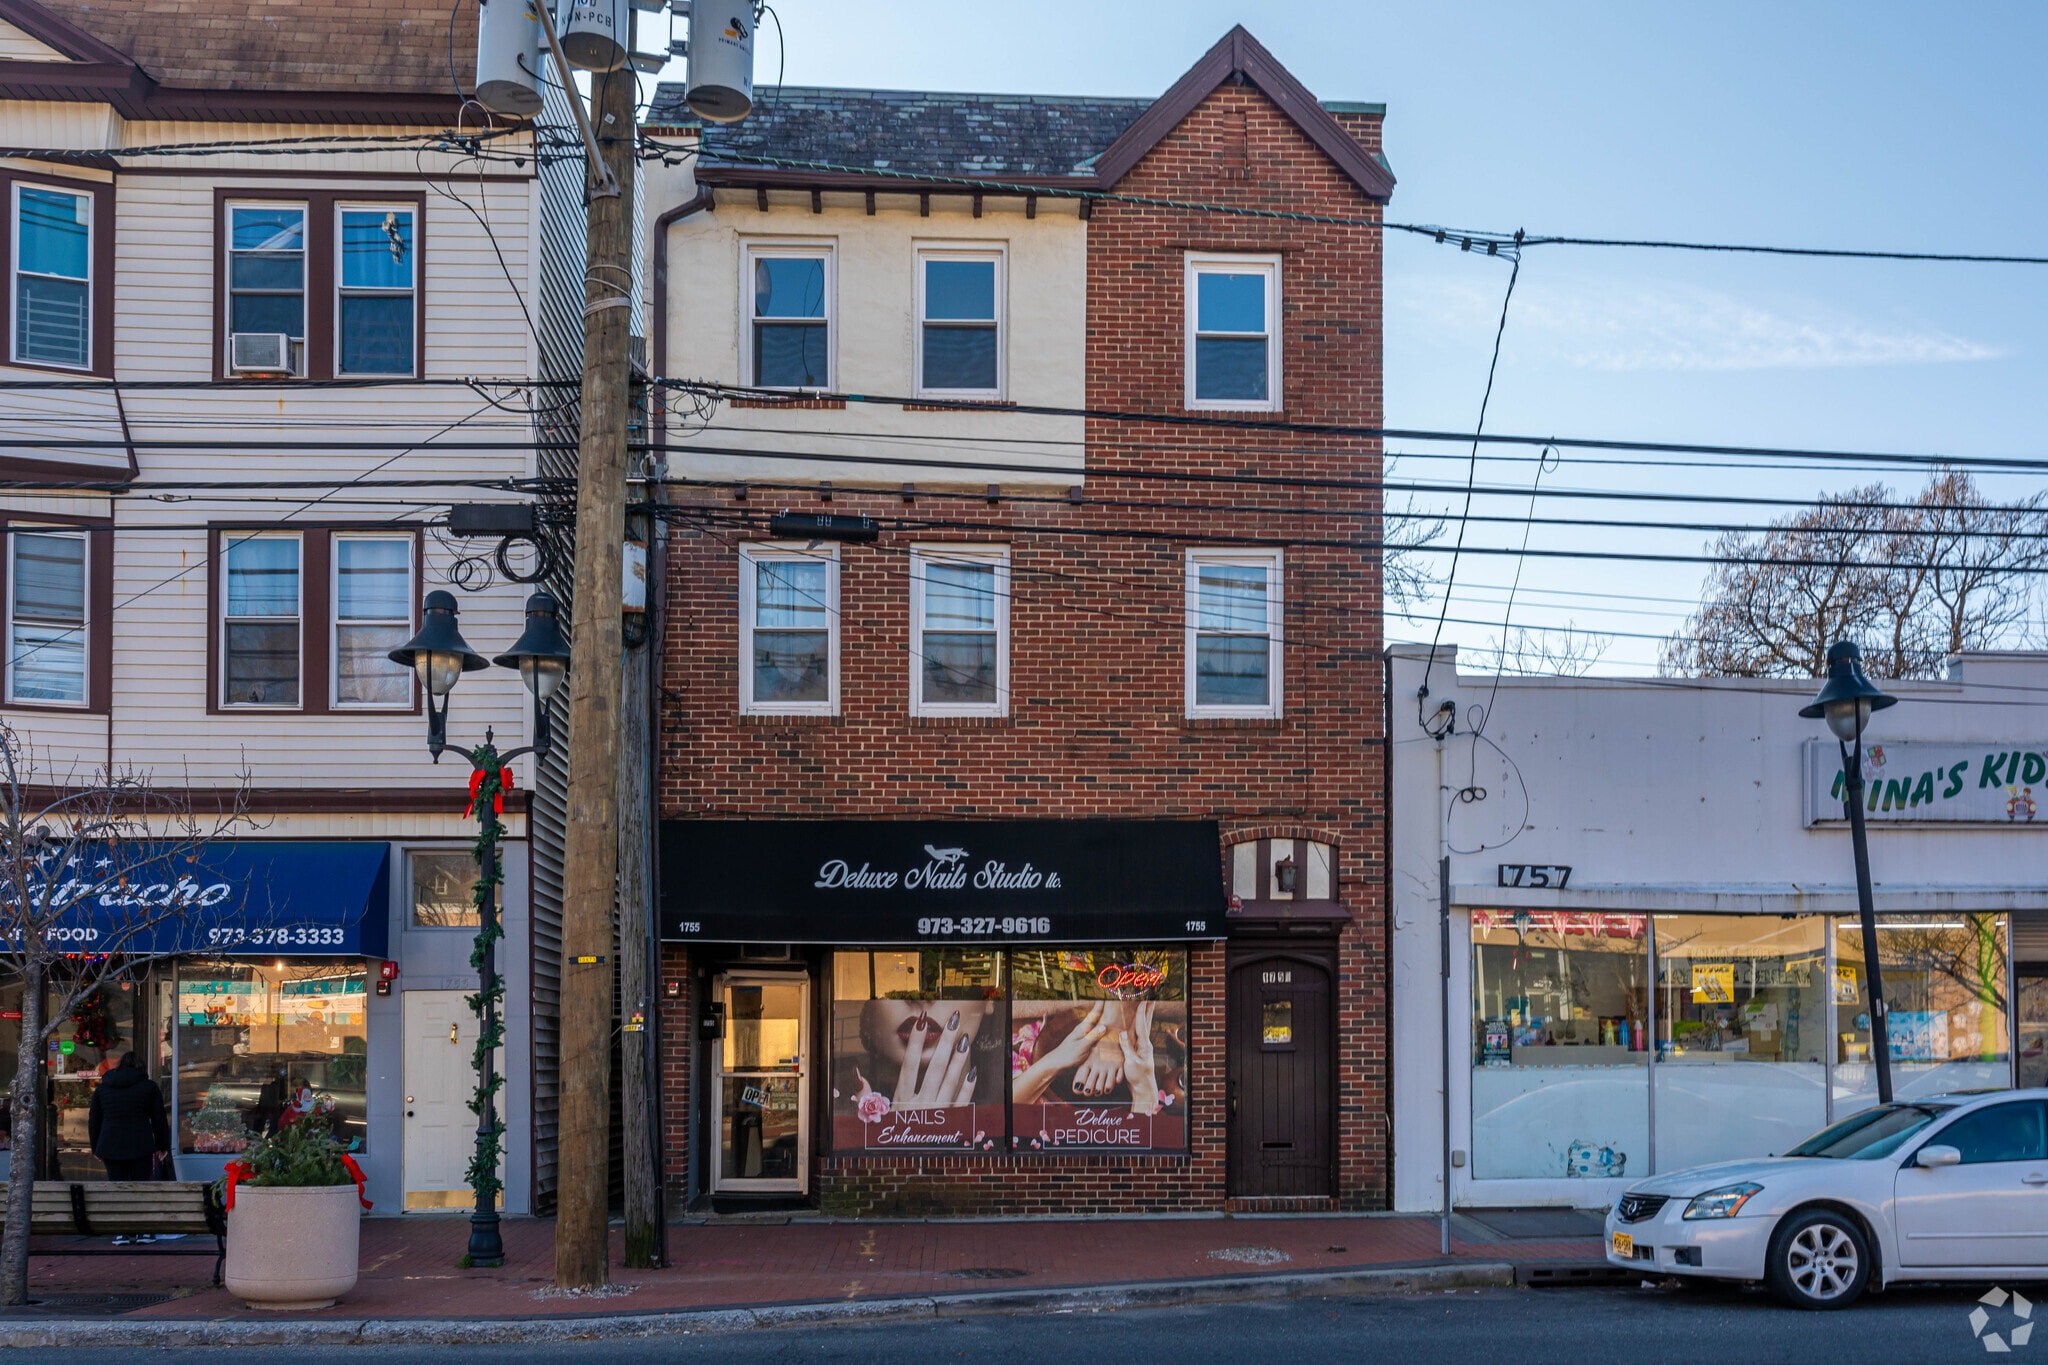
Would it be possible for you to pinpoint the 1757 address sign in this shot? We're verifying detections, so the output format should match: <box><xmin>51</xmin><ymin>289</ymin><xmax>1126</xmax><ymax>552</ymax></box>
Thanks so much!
<box><xmin>1497</xmin><ymin>863</ymin><xmax>1572</xmax><ymax>889</ymax></box>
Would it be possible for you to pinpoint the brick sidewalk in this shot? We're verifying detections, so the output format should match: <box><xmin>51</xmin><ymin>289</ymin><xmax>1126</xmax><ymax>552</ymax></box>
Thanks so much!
<box><xmin>17</xmin><ymin>1214</ymin><xmax>1601</xmax><ymax>1321</ymax></box>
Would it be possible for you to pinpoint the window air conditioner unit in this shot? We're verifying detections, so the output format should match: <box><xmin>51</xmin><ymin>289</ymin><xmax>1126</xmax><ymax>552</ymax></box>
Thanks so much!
<box><xmin>230</xmin><ymin>332</ymin><xmax>293</xmax><ymax>374</ymax></box>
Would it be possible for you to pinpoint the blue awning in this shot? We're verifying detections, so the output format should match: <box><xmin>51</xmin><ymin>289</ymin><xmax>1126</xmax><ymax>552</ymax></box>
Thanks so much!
<box><xmin>27</xmin><ymin>841</ymin><xmax>391</xmax><ymax>958</ymax></box>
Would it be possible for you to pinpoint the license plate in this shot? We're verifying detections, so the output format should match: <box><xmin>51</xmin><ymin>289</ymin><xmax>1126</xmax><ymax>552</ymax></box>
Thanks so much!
<box><xmin>1611</xmin><ymin>1231</ymin><xmax>1633</xmax><ymax>1258</ymax></box>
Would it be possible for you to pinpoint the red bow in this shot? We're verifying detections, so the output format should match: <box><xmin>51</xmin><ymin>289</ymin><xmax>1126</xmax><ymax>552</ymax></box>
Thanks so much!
<box><xmin>222</xmin><ymin>1159</ymin><xmax>253</xmax><ymax>1212</ymax></box>
<box><xmin>340</xmin><ymin>1154</ymin><xmax>372</xmax><ymax>1210</ymax></box>
<box><xmin>465</xmin><ymin>766</ymin><xmax>514</xmax><ymax>818</ymax></box>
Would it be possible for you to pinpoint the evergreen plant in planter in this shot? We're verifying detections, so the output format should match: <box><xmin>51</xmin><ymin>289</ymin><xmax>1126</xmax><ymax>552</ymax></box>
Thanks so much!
<box><xmin>219</xmin><ymin>1117</ymin><xmax>371</xmax><ymax>1310</ymax></box>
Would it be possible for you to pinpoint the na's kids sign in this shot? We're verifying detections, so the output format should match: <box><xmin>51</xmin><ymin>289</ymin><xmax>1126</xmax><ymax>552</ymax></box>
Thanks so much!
<box><xmin>1803</xmin><ymin>741</ymin><xmax>2046</xmax><ymax>826</ymax></box>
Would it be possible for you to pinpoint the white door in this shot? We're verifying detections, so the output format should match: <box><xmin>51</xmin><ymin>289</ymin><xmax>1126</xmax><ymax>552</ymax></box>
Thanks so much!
<box><xmin>711</xmin><ymin>973</ymin><xmax>809</xmax><ymax>1194</ymax></box>
<box><xmin>1895</xmin><ymin>1100</ymin><xmax>2048</xmax><ymax>1269</ymax></box>
<box><xmin>404</xmin><ymin>990</ymin><xmax>499</xmax><ymax>1210</ymax></box>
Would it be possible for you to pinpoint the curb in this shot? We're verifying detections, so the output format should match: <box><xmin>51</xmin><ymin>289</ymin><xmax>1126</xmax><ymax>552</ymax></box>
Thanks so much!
<box><xmin>0</xmin><ymin>1260</ymin><xmax>1516</xmax><ymax>1347</ymax></box>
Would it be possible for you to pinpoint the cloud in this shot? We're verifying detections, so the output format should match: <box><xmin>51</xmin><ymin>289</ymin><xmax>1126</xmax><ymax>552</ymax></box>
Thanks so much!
<box><xmin>1395</xmin><ymin>275</ymin><xmax>2002</xmax><ymax>372</ymax></box>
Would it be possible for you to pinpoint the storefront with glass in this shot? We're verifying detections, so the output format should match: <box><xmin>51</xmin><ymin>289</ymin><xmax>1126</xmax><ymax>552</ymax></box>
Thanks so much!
<box><xmin>0</xmin><ymin>842</ymin><xmax>389</xmax><ymax>1186</ymax></box>
<box><xmin>1387</xmin><ymin>642</ymin><xmax>2048</xmax><ymax>1213</ymax></box>
<box><xmin>659</xmin><ymin>820</ymin><xmax>1222</xmax><ymax>1212</ymax></box>
<box><xmin>1464</xmin><ymin>907</ymin><xmax>2011</xmax><ymax>1191</ymax></box>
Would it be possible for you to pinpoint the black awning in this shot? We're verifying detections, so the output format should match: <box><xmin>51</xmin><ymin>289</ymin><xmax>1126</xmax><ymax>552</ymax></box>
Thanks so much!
<box><xmin>660</xmin><ymin>820</ymin><xmax>1225</xmax><ymax>944</ymax></box>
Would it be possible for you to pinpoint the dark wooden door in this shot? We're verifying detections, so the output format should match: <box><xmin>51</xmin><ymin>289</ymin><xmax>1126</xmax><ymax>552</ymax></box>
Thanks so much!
<box><xmin>1228</xmin><ymin>949</ymin><xmax>1334</xmax><ymax>1198</ymax></box>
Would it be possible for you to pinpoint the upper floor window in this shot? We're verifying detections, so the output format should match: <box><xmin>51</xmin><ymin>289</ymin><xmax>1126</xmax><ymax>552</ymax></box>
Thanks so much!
<box><xmin>910</xmin><ymin>546</ymin><xmax>1008</xmax><ymax>716</ymax></box>
<box><xmin>332</xmin><ymin>533</ymin><xmax>415</xmax><ymax>706</ymax></box>
<box><xmin>228</xmin><ymin>204</ymin><xmax>308</xmax><ymax>376</ymax></box>
<box><xmin>1185</xmin><ymin>254</ymin><xmax>1280</xmax><ymax>411</ymax></box>
<box><xmin>338</xmin><ymin>206</ymin><xmax>417</xmax><ymax>375</ymax></box>
<box><xmin>222</xmin><ymin>533</ymin><xmax>302</xmax><ymax>707</ymax></box>
<box><xmin>12</xmin><ymin>184</ymin><xmax>91</xmax><ymax>370</ymax></box>
<box><xmin>216</xmin><ymin>527</ymin><xmax>419</xmax><ymax>713</ymax></box>
<box><xmin>5</xmin><ymin>528</ymin><xmax>87</xmax><ymax>706</ymax></box>
<box><xmin>1185</xmin><ymin>549</ymin><xmax>1282</xmax><ymax>718</ymax></box>
<box><xmin>221</xmin><ymin>194</ymin><xmax>423</xmax><ymax>380</ymax></box>
<box><xmin>744</xmin><ymin>243</ymin><xmax>832</xmax><ymax>390</ymax></box>
<box><xmin>916</xmin><ymin>247</ymin><xmax>1003</xmax><ymax>398</ymax></box>
<box><xmin>739</xmin><ymin>544</ymin><xmax>837</xmax><ymax>714</ymax></box>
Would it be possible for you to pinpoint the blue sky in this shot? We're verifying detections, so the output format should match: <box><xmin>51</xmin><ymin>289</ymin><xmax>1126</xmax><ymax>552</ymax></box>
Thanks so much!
<box><xmin>655</xmin><ymin>2</ymin><xmax>2048</xmax><ymax>672</ymax></box>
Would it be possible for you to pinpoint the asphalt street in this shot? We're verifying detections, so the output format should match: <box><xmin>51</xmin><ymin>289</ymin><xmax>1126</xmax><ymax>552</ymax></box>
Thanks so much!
<box><xmin>43</xmin><ymin>1279</ymin><xmax>2048</xmax><ymax>1364</ymax></box>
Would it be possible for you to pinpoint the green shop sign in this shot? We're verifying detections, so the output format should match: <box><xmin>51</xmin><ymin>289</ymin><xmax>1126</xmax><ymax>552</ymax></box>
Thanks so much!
<box><xmin>1804</xmin><ymin>740</ymin><xmax>2046</xmax><ymax>826</ymax></box>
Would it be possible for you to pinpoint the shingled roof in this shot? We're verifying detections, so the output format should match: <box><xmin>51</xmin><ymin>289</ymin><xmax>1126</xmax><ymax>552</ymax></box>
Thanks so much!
<box><xmin>648</xmin><ymin>86</ymin><xmax>1151</xmax><ymax>179</ymax></box>
<box><xmin>652</xmin><ymin>27</ymin><xmax>1391</xmax><ymax>202</ymax></box>
<box><xmin>0</xmin><ymin>0</ymin><xmax>474</xmax><ymax>120</ymax></box>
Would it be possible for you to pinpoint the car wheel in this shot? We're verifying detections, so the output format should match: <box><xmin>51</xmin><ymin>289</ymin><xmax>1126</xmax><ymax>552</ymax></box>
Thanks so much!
<box><xmin>1765</xmin><ymin>1207</ymin><xmax>1871</xmax><ymax>1310</ymax></box>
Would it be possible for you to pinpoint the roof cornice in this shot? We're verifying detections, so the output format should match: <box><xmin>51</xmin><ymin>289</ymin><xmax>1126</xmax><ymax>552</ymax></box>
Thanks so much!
<box><xmin>1092</xmin><ymin>25</ymin><xmax>1394</xmax><ymax>202</ymax></box>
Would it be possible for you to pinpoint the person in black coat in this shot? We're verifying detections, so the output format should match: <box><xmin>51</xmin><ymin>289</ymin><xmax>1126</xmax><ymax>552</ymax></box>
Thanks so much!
<box><xmin>87</xmin><ymin>1051</ymin><xmax>171</xmax><ymax>1182</ymax></box>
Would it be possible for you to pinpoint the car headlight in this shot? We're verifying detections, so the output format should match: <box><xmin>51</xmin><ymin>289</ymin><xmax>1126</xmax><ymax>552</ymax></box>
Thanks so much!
<box><xmin>1682</xmin><ymin>1182</ymin><xmax>1762</xmax><ymax>1220</ymax></box>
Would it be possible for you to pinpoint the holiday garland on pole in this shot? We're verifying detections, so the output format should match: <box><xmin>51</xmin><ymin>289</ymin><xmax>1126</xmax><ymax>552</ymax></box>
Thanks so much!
<box><xmin>463</xmin><ymin>745</ymin><xmax>511</xmax><ymax>1211</ymax></box>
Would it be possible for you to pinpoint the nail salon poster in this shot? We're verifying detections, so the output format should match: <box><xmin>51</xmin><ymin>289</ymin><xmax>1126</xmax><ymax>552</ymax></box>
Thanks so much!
<box><xmin>826</xmin><ymin>947</ymin><xmax>1189</xmax><ymax>1153</ymax></box>
<box><xmin>1010</xmin><ymin>950</ymin><xmax>1188</xmax><ymax>1152</ymax></box>
<box><xmin>829</xmin><ymin>950</ymin><xmax>1008</xmax><ymax>1153</ymax></box>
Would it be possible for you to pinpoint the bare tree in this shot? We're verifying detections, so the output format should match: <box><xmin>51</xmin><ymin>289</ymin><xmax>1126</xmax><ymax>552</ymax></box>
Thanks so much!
<box><xmin>0</xmin><ymin>728</ymin><xmax>253</xmax><ymax>1306</ymax></box>
<box><xmin>1662</xmin><ymin>470</ymin><xmax>2048</xmax><ymax>679</ymax></box>
<box><xmin>1471</xmin><ymin>623</ymin><xmax>1613</xmax><ymax>678</ymax></box>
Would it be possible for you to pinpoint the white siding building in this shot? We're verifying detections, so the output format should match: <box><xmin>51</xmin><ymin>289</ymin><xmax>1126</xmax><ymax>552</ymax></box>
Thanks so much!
<box><xmin>1389</xmin><ymin>643</ymin><xmax>2048</xmax><ymax>1212</ymax></box>
<box><xmin>0</xmin><ymin>0</ymin><xmax>548</xmax><ymax>1214</ymax></box>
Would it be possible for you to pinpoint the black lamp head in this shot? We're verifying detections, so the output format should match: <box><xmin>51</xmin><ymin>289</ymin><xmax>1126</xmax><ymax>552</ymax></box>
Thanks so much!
<box><xmin>1799</xmin><ymin>640</ymin><xmax>1898</xmax><ymax>742</ymax></box>
<box><xmin>493</xmin><ymin>592</ymin><xmax>572</xmax><ymax>699</ymax></box>
<box><xmin>388</xmin><ymin>590</ymin><xmax>491</xmax><ymax>682</ymax></box>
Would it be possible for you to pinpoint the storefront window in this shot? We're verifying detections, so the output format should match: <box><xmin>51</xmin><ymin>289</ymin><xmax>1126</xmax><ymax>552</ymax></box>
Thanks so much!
<box><xmin>1653</xmin><ymin>915</ymin><xmax>1827</xmax><ymax>1168</ymax></box>
<box><xmin>1010</xmin><ymin>947</ymin><xmax>1188</xmax><ymax>1152</ymax></box>
<box><xmin>410</xmin><ymin>849</ymin><xmax>480</xmax><ymax>928</ymax></box>
<box><xmin>828</xmin><ymin>949</ymin><xmax>1005</xmax><ymax>1153</ymax></box>
<box><xmin>1470</xmin><ymin>911</ymin><xmax>1647</xmax><ymax>1181</ymax></box>
<box><xmin>1834</xmin><ymin>914</ymin><xmax>2009</xmax><ymax>1113</ymax></box>
<box><xmin>176</xmin><ymin>959</ymin><xmax>368</xmax><ymax>1154</ymax></box>
<box><xmin>824</xmin><ymin>946</ymin><xmax>1191</xmax><ymax>1156</ymax></box>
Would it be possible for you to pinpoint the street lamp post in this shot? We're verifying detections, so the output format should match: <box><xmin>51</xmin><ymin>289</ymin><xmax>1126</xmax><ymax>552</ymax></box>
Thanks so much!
<box><xmin>390</xmin><ymin>589</ymin><xmax>571</xmax><ymax>1268</ymax></box>
<box><xmin>1800</xmin><ymin>640</ymin><xmax>1899</xmax><ymax>1105</ymax></box>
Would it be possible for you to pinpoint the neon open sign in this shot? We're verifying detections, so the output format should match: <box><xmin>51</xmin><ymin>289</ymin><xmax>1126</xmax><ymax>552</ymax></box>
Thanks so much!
<box><xmin>1095</xmin><ymin>961</ymin><xmax>1167</xmax><ymax>996</ymax></box>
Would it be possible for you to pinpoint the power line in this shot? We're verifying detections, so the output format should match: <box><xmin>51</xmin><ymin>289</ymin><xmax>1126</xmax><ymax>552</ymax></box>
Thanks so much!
<box><xmin>655</xmin><ymin>379</ymin><xmax>2048</xmax><ymax>475</ymax></box>
<box><xmin>662</xmin><ymin>146</ymin><xmax>2048</xmax><ymax>268</ymax></box>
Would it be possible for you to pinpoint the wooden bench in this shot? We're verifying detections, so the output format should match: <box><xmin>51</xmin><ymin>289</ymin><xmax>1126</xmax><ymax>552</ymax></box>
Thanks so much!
<box><xmin>0</xmin><ymin>1181</ymin><xmax>226</xmax><ymax>1284</ymax></box>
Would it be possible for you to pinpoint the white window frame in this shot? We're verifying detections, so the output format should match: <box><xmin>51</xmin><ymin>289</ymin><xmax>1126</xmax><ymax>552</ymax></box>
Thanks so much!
<box><xmin>225</xmin><ymin>199</ymin><xmax>309</xmax><ymax>377</ymax></box>
<box><xmin>913</xmin><ymin>244</ymin><xmax>1006</xmax><ymax>400</ymax></box>
<box><xmin>4</xmin><ymin>526</ymin><xmax>89</xmax><ymax>708</ymax></box>
<box><xmin>1184</xmin><ymin>253</ymin><xmax>1281</xmax><ymax>412</ymax></box>
<box><xmin>741</xmin><ymin>240</ymin><xmax>835</xmax><ymax>391</ymax></box>
<box><xmin>738</xmin><ymin>542</ymin><xmax>839</xmax><ymax>716</ymax></box>
<box><xmin>329</xmin><ymin>530</ymin><xmax>417</xmax><ymax>710</ymax></box>
<box><xmin>1184</xmin><ymin>548</ymin><xmax>1283</xmax><ymax>720</ymax></box>
<box><xmin>908</xmin><ymin>544</ymin><xmax>1009</xmax><ymax>718</ymax></box>
<box><xmin>10</xmin><ymin>182</ymin><xmax>93</xmax><ymax>371</ymax></box>
<box><xmin>219</xmin><ymin>530</ymin><xmax>304</xmax><ymax>710</ymax></box>
<box><xmin>334</xmin><ymin>202</ymin><xmax>418</xmax><ymax>379</ymax></box>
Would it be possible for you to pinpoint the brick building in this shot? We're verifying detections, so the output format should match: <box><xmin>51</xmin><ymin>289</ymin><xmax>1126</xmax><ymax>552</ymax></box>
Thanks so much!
<box><xmin>641</xmin><ymin>27</ymin><xmax>1393</xmax><ymax>1215</ymax></box>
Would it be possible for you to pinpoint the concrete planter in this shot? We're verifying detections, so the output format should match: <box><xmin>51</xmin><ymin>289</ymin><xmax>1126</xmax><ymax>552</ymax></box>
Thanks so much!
<box><xmin>223</xmin><ymin>1183</ymin><xmax>362</xmax><ymax>1310</ymax></box>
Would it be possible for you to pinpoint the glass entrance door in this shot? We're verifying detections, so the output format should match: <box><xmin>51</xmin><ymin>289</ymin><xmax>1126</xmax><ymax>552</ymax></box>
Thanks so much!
<box><xmin>2020</xmin><ymin>972</ymin><xmax>2047</xmax><ymax>1091</ymax></box>
<box><xmin>711</xmin><ymin>974</ymin><xmax>809</xmax><ymax>1193</ymax></box>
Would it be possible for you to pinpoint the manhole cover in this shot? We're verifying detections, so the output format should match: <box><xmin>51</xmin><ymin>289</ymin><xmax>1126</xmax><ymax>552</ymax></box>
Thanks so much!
<box><xmin>942</xmin><ymin>1267</ymin><xmax>1030</xmax><ymax>1280</ymax></box>
<box><xmin>1208</xmin><ymin>1246</ymin><xmax>1292</xmax><ymax>1266</ymax></box>
<box><xmin>0</xmin><ymin>1291</ymin><xmax>174</xmax><ymax>1316</ymax></box>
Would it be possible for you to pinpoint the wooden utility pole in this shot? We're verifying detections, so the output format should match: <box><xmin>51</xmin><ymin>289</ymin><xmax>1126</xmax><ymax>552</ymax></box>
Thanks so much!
<box><xmin>554</xmin><ymin>64</ymin><xmax>636</xmax><ymax>1291</ymax></box>
<box><xmin>618</xmin><ymin>514</ymin><xmax>662</xmax><ymax>1268</ymax></box>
